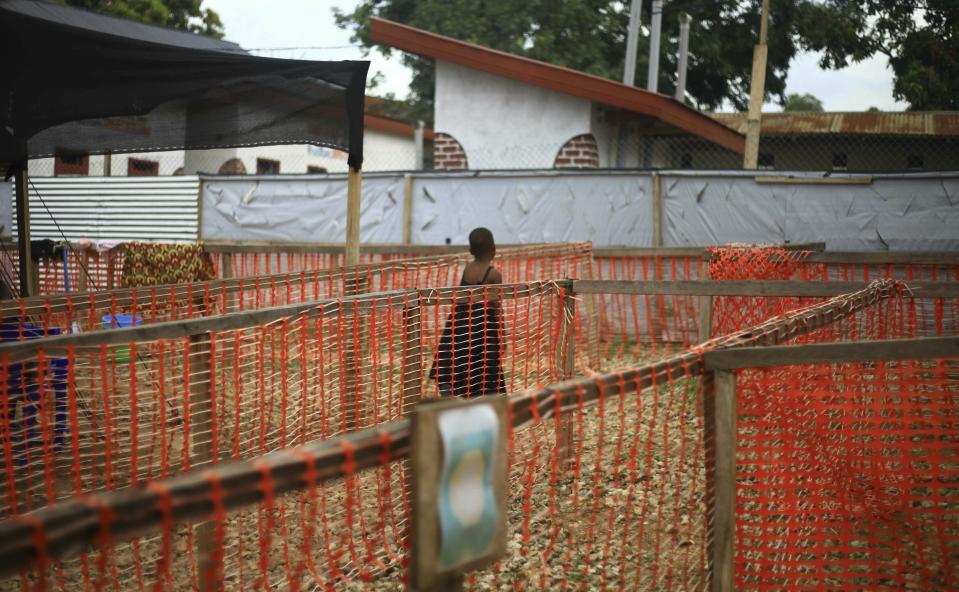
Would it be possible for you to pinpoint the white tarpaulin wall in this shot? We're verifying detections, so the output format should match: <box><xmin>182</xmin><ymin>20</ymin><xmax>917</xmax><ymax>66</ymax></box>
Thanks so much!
<box><xmin>663</xmin><ymin>173</ymin><xmax>959</xmax><ymax>250</ymax></box>
<box><xmin>410</xmin><ymin>173</ymin><xmax>654</xmax><ymax>245</ymax></box>
<box><xmin>200</xmin><ymin>170</ymin><xmax>959</xmax><ymax>250</ymax></box>
<box><xmin>201</xmin><ymin>174</ymin><xmax>407</xmax><ymax>243</ymax></box>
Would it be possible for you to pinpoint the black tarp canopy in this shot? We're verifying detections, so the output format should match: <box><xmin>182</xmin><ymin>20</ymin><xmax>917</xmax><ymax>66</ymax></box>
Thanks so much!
<box><xmin>0</xmin><ymin>0</ymin><xmax>369</xmax><ymax>170</ymax></box>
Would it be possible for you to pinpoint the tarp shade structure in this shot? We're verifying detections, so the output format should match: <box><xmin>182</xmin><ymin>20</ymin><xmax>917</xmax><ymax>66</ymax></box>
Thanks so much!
<box><xmin>0</xmin><ymin>0</ymin><xmax>369</xmax><ymax>170</ymax></box>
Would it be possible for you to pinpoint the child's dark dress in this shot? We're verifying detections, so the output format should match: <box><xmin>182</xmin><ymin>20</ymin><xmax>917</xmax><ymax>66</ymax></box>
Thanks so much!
<box><xmin>429</xmin><ymin>266</ymin><xmax>506</xmax><ymax>398</ymax></box>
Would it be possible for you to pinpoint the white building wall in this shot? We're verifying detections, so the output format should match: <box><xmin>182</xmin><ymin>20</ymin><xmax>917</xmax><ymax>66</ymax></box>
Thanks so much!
<box><xmin>25</xmin><ymin>130</ymin><xmax>416</xmax><ymax>177</ymax></box>
<box><xmin>435</xmin><ymin>61</ymin><xmax>593</xmax><ymax>169</ymax></box>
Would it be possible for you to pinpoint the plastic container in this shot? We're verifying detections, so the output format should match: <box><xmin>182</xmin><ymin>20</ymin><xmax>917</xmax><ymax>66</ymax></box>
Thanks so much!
<box><xmin>0</xmin><ymin>322</ymin><xmax>67</xmax><ymax>462</ymax></box>
<box><xmin>101</xmin><ymin>314</ymin><xmax>143</xmax><ymax>364</ymax></box>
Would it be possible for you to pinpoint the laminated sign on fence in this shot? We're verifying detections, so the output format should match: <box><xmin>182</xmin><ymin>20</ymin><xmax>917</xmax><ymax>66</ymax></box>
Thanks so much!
<box><xmin>410</xmin><ymin>395</ymin><xmax>508</xmax><ymax>590</ymax></box>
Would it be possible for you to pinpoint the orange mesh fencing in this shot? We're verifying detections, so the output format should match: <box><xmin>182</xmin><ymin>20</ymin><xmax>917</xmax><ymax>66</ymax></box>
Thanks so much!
<box><xmin>0</xmin><ymin>243</ymin><xmax>594</xmax><ymax>340</ymax></box>
<box><xmin>0</xmin><ymin>280</ymin><xmax>934</xmax><ymax>591</ymax></box>
<box><xmin>707</xmin><ymin>245</ymin><xmax>813</xmax><ymax>335</ymax></box>
<box><xmin>0</xmin><ymin>282</ymin><xmax>570</xmax><ymax>523</ymax></box>
<box><xmin>592</xmin><ymin>253</ymin><xmax>705</xmax><ymax>360</ymax></box>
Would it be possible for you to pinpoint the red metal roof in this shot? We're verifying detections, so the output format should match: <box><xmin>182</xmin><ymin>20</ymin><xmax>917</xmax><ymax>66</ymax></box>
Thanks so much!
<box><xmin>711</xmin><ymin>112</ymin><xmax>959</xmax><ymax>136</ymax></box>
<box><xmin>370</xmin><ymin>17</ymin><xmax>745</xmax><ymax>154</ymax></box>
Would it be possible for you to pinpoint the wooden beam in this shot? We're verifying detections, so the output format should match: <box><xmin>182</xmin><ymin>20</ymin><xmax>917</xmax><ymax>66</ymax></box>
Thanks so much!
<box><xmin>401</xmin><ymin>298</ymin><xmax>424</xmax><ymax>410</ymax></box>
<box><xmin>806</xmin><ymin>251</ymin><xmax>959</xmax><ymax>266</ymax></box>
<box><xmin>705</xmin><ymin>335</ymin><xmax>959</xmax><ymax>370</ymax></box>
<box><xmin>710</xmin><ymin>370</ymin><xmax>736</xmax><ymax>592</ymax></box>
<box><xmin>346</xmin><ymin>167</ymin><xmax>363</xmax><ymax>267</ymax></box>
<box><xmin>14</xmin><ymin>165</ymin><xmax>34</xmax><ymax>297</ymax></box>
<box><xmin>652</xmin><ymin>173</ymin><xmax>663</xmax><ymax>247</ymax></box>
<box><xmin>755</xmin><ymin>175</ymin><xmax>873</xmax><ymax>185</ymax></box>
<box><xmin>572</xmin><ymin>279</ymin><xmax>959</xmax><ymax>298</ymax></box>
<box><xmin>697</xmin><ymin>260</ymin><xmax>712</xmax><ymax>342</ymax></box>
<box><xmin>402</xmin><ymin>174</ymin><xmax>414</xmax><ymax>245</ymax></box>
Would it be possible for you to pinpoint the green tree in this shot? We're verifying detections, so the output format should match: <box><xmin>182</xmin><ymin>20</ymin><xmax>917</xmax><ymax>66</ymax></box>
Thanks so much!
<box><xmin>796</xmin><ymin>0</ymin><xmax>958</xmax><ymax>110</ymax></box>
<box><xmin>334</xmin><ymin>0</ymin><xmax>811</xmax><ymax>116</ymax></box>
<box><xmin>56</xmin><ymin>0</ymin><xmax>224</xmax><ymax>38</ymax></box>
<box><xmin>783</xmin><ymin>92</ymin><xmax>824</xmax><ymax>112</ymax></box>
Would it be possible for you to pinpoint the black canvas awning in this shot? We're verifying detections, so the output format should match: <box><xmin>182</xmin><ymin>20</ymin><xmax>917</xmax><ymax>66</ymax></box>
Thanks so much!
<box><xmin>0</xmin><ymin>0</ymin><xmax>369</xmax><ymax>170</ymax></box>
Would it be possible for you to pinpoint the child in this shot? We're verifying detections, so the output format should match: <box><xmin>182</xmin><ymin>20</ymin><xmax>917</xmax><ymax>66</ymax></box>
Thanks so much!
<box><xmin>430</xmin><ymin>228</ymin><xmax>506</xmax><ymax>397</ymax></box>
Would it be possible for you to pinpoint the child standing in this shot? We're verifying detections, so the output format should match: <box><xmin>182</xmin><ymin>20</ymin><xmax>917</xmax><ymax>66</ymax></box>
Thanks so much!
<box><xmin>430</xmin><ymin>228</ymin><xmax>506</xmax><ymax>397</ymax></box>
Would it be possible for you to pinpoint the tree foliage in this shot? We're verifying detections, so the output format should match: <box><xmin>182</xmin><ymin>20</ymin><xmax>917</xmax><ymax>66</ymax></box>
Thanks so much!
<box><xmin>796</xmin><ymin>0</ymin><xmax>958</xmax><ymax>110</ymax></box>
<box><xmin>56</xmin><ymin>0</ymin><xmax>224</xmax><ymax>38</ymax></box>
<box><xmin>337</xmin><ymin>1</ymin><xmax>957</xmax><ymax>116</ymax></box>
<box><xmin>783</xmin><ymin>92</ymin><xmax>824</xmax><ymax>112</ymax></box>
<box><xmin>334</xmin><ymin>0</ymin><xmax>809</xmax><ymax>116</ymax></box>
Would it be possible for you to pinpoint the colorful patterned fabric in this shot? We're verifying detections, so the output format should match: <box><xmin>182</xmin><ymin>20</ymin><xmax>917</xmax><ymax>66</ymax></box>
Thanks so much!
<box><xmin>120</xmin><ymin>243</ymin><xmax>214</xmax><ymax>288</ymax></box>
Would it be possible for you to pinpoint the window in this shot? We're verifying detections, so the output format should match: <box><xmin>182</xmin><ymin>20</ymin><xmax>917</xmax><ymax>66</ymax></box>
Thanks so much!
<box><xmin>307</xmin><ymin>166</ymin><xmax>328</xmax><ymax>174</ymax></box>
<box><xmin>256</xmin><ymin>158</ymin><xmax>281</xmax><ymax>175</ymax></box>
<box><xmin>127</xmin><ymin>158</ymin><xmax>159</xmax><ymax>176</ymax></box>
<box><xmin>54</xmin><ymin>153</ymin><xmax>89</xmax><ymax>176</ymax></box>
<box><xmin>831</xmin><ymin>153</ymin><xmax>848</xmax><ymax>171</ymax></box>
<box><xmin>907</xmin><ymin>154</ymin><xmax>924</xmax><ymax>170</ymax></box>
<box><xmin>757</xmin><ymin>152</ymin><xmax>775</xmax><ymax>170</ymax></box>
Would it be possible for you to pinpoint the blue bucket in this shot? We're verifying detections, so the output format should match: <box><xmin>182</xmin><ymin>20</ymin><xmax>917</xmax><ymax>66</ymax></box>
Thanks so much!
<box><xmin>102</xmin><ymin>314</ymin><xmax>143</xmax><ymax>363</ymax></box>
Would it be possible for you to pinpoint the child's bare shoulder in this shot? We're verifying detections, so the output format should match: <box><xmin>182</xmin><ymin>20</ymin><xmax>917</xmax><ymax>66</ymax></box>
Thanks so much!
<box><xmin>486</xmin><ymin>267</ymin><xmax>503</xmax><ymax>284</ymax></box>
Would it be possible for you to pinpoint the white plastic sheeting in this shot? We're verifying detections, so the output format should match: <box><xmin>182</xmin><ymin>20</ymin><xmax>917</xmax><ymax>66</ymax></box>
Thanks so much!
<box><xmin>410</xmin><ymin>173</ymin><xmax>653</xmax><ymax>245</ymax></box>
<box><xmin>663</xmin><ymin>174</ymin><xmax>959</xmax><ymax>250</ymax></box>
<box><xmin>201</xmin><ymin>175</ymin><xmax>406</xmax><ymax>243</ymax></box>
<box><xmin>198</xmin><ymin>171</ymin><xmax>959</xmax><ymax>251</ymax></box>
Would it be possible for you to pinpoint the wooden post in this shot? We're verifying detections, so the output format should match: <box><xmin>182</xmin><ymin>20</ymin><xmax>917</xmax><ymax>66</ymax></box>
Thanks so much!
<box><xmin>709</xmin><ymin>369</ymin><xmax>736</xmax><ymax>592</ymax></box>
<box><xmin>698</xmin><ymin>258</ymin><xmax>713</xmax><ymax>342</ymax></box>
<box><xmin>346</xmin><ymin>167</ymin><xmax>362</xmax><ymax>267</ymax></box>
<box><xmin>189</xmin><ymin>331</ymin><xmax>218</xmax><ymax>591</ymax></box>
<box><xmin>401</xmin><ymin>298</ymin><xmax>424</xmax><ymax>411</ymax></box>
<box><xmin>651</xmin><ymin>173</ymin><xmax>663</xmax><ymax>247</ymax></box>
<box><xmin>343</xmin><ymin>166</ymin><xmax>365</xmax><ymax>430</ymax></box>
<box><xmin>220</xmin><ymin>253</ymin><xmax>238</xmax><ymax>312</ymax></box>
<box><xmin>557</xmin><ymin>285</ymin><xmax>576</xmax><ymax>467</ymax></box>
<box><xmin>14</xmin><ymin>164</ymin><xmax>35</xmax><ymax>297</ymax></box>
<box><xmin>743</xmin><ymin>0</ymin><xmax>770</xmax><ymax>170</ymax></box>
<box><xmin>402</xmin><ymin>174</ymin><xmax>414</xmax><ymax>245</ymax></box>
<box><xmin>410</xmin><ymin>396</ymin><xmax>508</xmax><ymax>591</ymax></box>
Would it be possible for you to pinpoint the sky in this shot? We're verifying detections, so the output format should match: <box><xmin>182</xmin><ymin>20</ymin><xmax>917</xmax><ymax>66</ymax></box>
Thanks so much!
<box><xmin>204</xmin><ymin>0</ymin><xmax>907</xmax><ymax>113</ymax></box>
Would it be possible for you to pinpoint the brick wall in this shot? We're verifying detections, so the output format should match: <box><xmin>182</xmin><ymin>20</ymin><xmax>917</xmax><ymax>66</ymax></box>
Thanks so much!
<box><xmin>554</xmin><ymin>134</ymin><xmax>600</xmax><ymax>168</ymax></box>
<box><xmin>218</xmin><ymin>158</ymin><xmax>247</xmax><ymax>175</ymax></box>
<box><xmin>433</xmin><ymin>133</ymin><xmax>468</xmax><ymax>170</ymax></box>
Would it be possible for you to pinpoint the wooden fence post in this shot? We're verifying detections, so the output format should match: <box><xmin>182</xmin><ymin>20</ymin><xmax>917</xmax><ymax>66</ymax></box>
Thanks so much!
<box><xmin>189</xmin><ymin>331</ymin><xmax>217</xmax><ymax>591</ymax></box>
<box><xmin>557</xmin><ymin>283</ymin><xmax>576</xmax><ymax>467</ymax></box>
<box><xmin>698</xmin><ymin>257</ymin><xmax>713</xmax><ymax>342</ymax></box>
<box><xmin>402</xmin><ymin>174</ymin><xmax>414</xmax><ymax>245</ymax></box>
<box><xmin>401</xmin><ymin>297</ymin><xmax>424</xmax><ymax>412</ymax></box>
<box><xmin>708</xmin><ymin>369</ymin><xmax>736</xmax><ymax>592</ymax></box>
<box><xmin>342</xmin><ymin>271</ymin><xmax>370</xmax><ymax>430</ymax></box>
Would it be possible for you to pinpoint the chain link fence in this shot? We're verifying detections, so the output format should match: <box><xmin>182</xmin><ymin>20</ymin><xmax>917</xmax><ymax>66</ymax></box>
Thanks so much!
<box><xmin>24</xmin><ymin>131</ymin><xmax>959</xmax><ymax>177</ymax></box>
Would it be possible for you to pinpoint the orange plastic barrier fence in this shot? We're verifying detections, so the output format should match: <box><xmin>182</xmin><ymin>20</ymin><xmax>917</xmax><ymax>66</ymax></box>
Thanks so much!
<box><xmin>4</xmin><ymin>280</ymin><xmax>946</xmax><ymax>591</ymax></box>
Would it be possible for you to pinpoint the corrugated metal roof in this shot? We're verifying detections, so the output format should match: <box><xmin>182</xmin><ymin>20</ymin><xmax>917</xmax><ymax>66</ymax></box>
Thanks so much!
<box><xmin>710</xmin><ymin>112</ymin><xmax>959</xmax><ymax>136</ymax></box>
<box><xmin>11</xmin><ymin>176</ymin><xmax>199</xmax><ymax>242</ymax></box>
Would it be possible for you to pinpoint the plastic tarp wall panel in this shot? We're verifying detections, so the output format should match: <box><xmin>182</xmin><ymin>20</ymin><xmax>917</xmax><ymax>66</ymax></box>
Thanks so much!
<box><xmin>663</xmin><ymin>175</ymin><xmax>959</xmax><ymax>250</ymax></box>
<box><xmin>0</xmin><ymin>182</ymin><xmax>11</xmax><ymax>239</ymax></box>
<box><xmin>410</xmin><ymin>174</ymin><xmax>654</xmax><ymax>246</ymax></box>
<box><xmin>201</xmin><ymin>175</ymin><xmax>406</xmax><ymax>243</ymax></box>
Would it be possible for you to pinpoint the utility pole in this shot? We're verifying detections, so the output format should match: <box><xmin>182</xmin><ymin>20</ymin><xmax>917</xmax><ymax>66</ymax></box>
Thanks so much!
<box><xmin>622</xmin><ymin>0</ymin><xmax>643</xmax><ymax>86</ymax></box>
<box><xmin>646</xmin><ymin>0</ymin><xmax>664</xmax><ymax>92</ymax></box>
<box><xmin>743</xmin><ymin>0</ymin><xmax>770</xmax><ymax>169</ymax></box>
<box><xmin>674</xmin><ymin>14</ymin><xmax>691</xmax><ymax>102</ymax></box>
